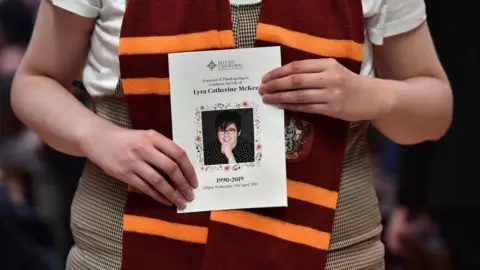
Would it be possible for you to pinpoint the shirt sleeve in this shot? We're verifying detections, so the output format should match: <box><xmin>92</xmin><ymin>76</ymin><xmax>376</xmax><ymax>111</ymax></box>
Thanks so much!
<box><xmin>383</xmin><ymin>0</ymin><xmax>427</xmax><ymax>37</ymax></box>
<box><xmin>51</xmin><ymin>0</ymin><xmax>101</xmax><ymax>18</ymax></box>
<box><xmin>366</xmin><ymin>0</ymin><xmax>427</xmax><ymax>45</ymax></box>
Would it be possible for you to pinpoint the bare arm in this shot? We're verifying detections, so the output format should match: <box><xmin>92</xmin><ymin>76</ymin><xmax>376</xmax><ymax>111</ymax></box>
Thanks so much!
<box><xmin>12</xmin><ymin>1</ymin><xmax>197</xmax><ymax>207</ymax></box>
<box><xmin>260</xmin><ymin>23</ymin><xmax>452</xmax><ymax>145</ymax></box>
<box><xmin>370</xmin><ymin>22</ymin><xmax>453</xmax><ymax>144</ymax></box>
<box><xmin>11</xmin><ymin>1</ymin><xmax>115</xmax><ymax>157</ymax></box>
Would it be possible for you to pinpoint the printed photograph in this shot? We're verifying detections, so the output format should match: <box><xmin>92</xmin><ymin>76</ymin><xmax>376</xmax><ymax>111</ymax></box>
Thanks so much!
<box><xmin>201</xmin><ymin>109</ymin><xmax>255</xmax><ymax>166</ymax></box>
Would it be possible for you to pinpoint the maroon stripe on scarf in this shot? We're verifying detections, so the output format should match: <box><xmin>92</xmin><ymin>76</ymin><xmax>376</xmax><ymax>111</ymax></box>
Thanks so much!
<box><xmin>217</xmin><ymin>0</ymin><xmax>234</xmax><ymax>31</ymax></box>
<box><xmin>121</xmin><ymin>0</ymin><xmax>231</xmax><ymax>38</ymax></box>
<box><xmin>123</xmin><ymin>96</ymin><xmax>172</xmax><ymax>137</ymax></box>
<box><xmin>120</xmin><ymin>50</ymin><xmax>224</xmax><ymax>79</ymax></box>
<box><xmin>259</xmin><ymin>0</ymin><xmax>364</xmax><ymax>44</ymax></box>
<box><xmin>246</xmin><ymin>198</ymin><xmax>336</xmax><ymax>232</ymax></box>
<box><xmin>121</xmin><ymin>231</ymin><xmax>205</xmax><ymax>270</ymax></box>
<box><xmin>119</xmin><ymin>54</ymin><xmax>170</xmax><ymax>79</ymax></box>
<box><xmin>201</xmin><ymin>221</ymin><xmax>328</xmax><ymax>270</ymax></box>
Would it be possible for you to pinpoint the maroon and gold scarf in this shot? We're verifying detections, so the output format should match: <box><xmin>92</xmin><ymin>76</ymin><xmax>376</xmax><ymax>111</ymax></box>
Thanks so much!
<box><xmin>118</xmin><ymin>0</ymin><xmax>364</xmax><ymax>269</ymax></box>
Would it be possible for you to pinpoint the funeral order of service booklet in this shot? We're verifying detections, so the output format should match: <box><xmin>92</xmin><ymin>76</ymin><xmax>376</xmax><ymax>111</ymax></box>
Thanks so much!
<box><xmin>168</xmin><ymin>47</ymin><xmax>287</xmax><ymax>213</ymax></box>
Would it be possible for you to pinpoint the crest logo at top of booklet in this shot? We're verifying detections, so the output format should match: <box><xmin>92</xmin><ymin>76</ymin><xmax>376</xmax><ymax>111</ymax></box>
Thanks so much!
<box><xmin>207</xmin><ymin>60</ymin><xmax>217</xmax><ymax>71</ymax></box>
<box><xmin>207</xmin><ymin>59</ymin><xmax>243</xmax><ymax>71</ymax></box>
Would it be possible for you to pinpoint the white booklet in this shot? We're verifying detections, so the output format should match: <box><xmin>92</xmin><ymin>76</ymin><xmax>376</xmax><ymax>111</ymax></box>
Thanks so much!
<box><xmin>168</xmin><ymin>47</ymin><xmax>287</xmax><ymax>213</ymax></box>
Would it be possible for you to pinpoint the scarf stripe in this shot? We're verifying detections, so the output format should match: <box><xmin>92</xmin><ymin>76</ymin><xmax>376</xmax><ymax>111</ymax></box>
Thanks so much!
<box><xmin>121</xmin><ymin>233</ymin><xmax>206</xmax><ymax>270</ymax></box>
<box><xmin>211</xmin><ymin>210</ymin><xmax>331</xmax><ymax>249</ymax></box>
<box><xmin>119</xmin><ymin>33</ymin><xmax>360</xmax><ymax>78</ymax></box>
<box><xmin>121</xmin><ymin>78</ymin><xmax>170</xmax><ymax>95</ymax></box>
<box><xmin>247</xmin><ymin>199</ymin><xmax>335</xmax><ymax>232</ymax></box>
<box><xmin>129</xmin><ymin>179</ymin><xmax>337</xmax><ymax>208</ymax></box>
<box><xmin>126</xmin><ymin>179</ymin><xmax>337</xmax><ymax>233</ymax></box>
<box><xmin>123</xmin><ymin>214</ymin><xmax>208</xmax><ymax>243</ymax></box>
<box><xmin>118</xmin><ymin>57</ymin><xmax>170</xmax><ymax>79</ymax></box>
<box><xmin>287</xmin><ymin>180</ymin><xmax>338</xmax><ymax>209</ymax></box>
<box><xmin>202</xmin><ymin>222</ymin><xmax>328</xmax><ymax>269</ymax></box>
<box><xmin>257</xmin><ymin>41</ymin><xmax>363</xmax><ymax>74</ymax></box>
<box><xmin>121</xmin><ymin>96</ymin><xmax>172</xmax><ymax>132</ymax></box>
<box><xmin>118</xmin><ymin>26</ymin><xmax>362</xmax><ymax>60</ymax></box>
<box><xmin>254</xmin><ymin>0</ymin><xmax>364</xmax><ymax>43</ymax></box>
<box><xmin>124</xmin><ymin>192</ymin><xmax>209</xmax><ymax>226</ymax></box>
<box><xmin>217</xmin><ymin>0</ymin><xmax>235</xmax><ymax>31</ymax></box>
<box><xmin>119</xmin><ymin>31</ymin><xmax>235</xmax><ymax>55</ymax></box>
<box><xmin>256</xmin><ymin>23</ymin><xmax>363</xmax><ymax>61</ymax></box>
<box><xmin>125</xmin><ymin>197</ymin><xmax>335</xmax><ymax>238</ymax></box>
<box><xmin>121</xmin><ymin>0</ymin><xmax>232</xmax><ymax>37</ymax></box>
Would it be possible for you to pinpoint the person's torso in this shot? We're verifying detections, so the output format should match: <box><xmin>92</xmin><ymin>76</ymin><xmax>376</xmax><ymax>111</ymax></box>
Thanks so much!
<box><xmin>67</xmin><ymin>2</ymin><xmax>383</xmax><ymax>269</ymax></box>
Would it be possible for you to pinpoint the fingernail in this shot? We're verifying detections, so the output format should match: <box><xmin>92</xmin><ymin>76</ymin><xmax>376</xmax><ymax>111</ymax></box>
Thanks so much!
<box><xmin>193</xmin><ymin>177</ymin><xmax>199</xmax><ymax>188</ymax></box>
<box><xmin>262</xmin><ymin>74</ymin><xmax>270</xmax><ymax>82</ymax></box>
<box><xmin>262</xmin><ymin>95</ymin><xmax>271</xmax><ymax>104</ymax></box>
<box><xmin>259</xmin><ymin>84</ymin><xmax>266</xmax><ymax>94</ymax></box>
<box><xmin>185</xmin><ymin>189</ymin><xmax>195</xmax><ymax>201</ymax></box>
<box><xmin>176</xmin><ymin>197</ymin><xmax>187</xmax><ymax>209</ymax></box>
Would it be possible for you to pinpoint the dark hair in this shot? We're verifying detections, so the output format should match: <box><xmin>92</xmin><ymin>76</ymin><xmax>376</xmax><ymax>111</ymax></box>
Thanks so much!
<box><xmin>215</xmin><ymin>110</ymin><xmax>241</xmax><ymax>132</ymax></box>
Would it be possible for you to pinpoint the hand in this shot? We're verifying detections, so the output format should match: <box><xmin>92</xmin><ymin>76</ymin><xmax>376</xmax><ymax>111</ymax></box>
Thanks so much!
<box><xmin>385</xmin><ymin>207</ymin><xmax>414</xmax><ymax>255</ymax></box>
<box><xmin>221</xmin><ymin>142</ymin><xmax>234</xmax><ymax>156</ymax></box>
<box><xmin>260</xmin><ymin>59</ymin><xmax>393</xmax><ymax>121</ymax></box>
<box><xmin>221</xmin><ymin>142</ymin><xmax>236</xmax><ymax>164</ymax></box>
<box><xmin>80</xmin><ymin>125</ymin><xmax>197</xmax><ymax>209</ymax></box>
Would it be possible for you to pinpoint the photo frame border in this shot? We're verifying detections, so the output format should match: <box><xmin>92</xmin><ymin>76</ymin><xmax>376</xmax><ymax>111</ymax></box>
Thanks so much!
<box><xmin>194</xmin><ymin>101</ymin><xmax>262</xmax><ymax>173</ymax></box>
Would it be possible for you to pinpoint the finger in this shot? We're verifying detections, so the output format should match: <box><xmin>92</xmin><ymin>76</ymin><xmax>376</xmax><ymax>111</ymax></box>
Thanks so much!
<box><xmin>278</xmin><ymin>103</ymin><xmax>331</xmax><ymax>115</ymax></box>
<box><xmin>147</xmin><ymin>131</ymin><xmax>198</xmax><ymax>188</ymax></box>
<box><xmin>128</xmin><ymin>173</ymin><xmax>172</xmax><ymax>206</ymax></box>
<box><xmin>385</xmin><ymin>233</ymin><xmax>400</xmax><ymax>254</ymax></box>
<box><xmin>262</xmin><ymin>59</ymin><xmax>331</xmax><ymax>83</ymax></box>
<box><xmin>142</xmin><ymin>149</ymin><xmax>195</xmax><ymax>201</ymax></box>
<box><xmin>134</xmin><ymin>161</ymin><xmax>187</xmax><ymax>209</ymax></box>
<box><xmin>263</xmin><ymin>89</ymin><xmax>330</xmax><ymax>104</ymax></box>
<box><xmin>260</xmin><ymin>73</ymin><xmax>327</xmax><ymax>94</ymax></box>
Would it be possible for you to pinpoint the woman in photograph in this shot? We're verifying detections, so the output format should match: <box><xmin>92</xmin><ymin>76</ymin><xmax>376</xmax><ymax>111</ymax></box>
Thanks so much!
<box><xmin>204</xmin><ymin>110</ymin><xmax>254</xmax><ymax>165</ymax></box>
<box><xmin>11</xmin><ymin>0</ymin><xmax>452</xmax><ymax>269</ymax></box>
